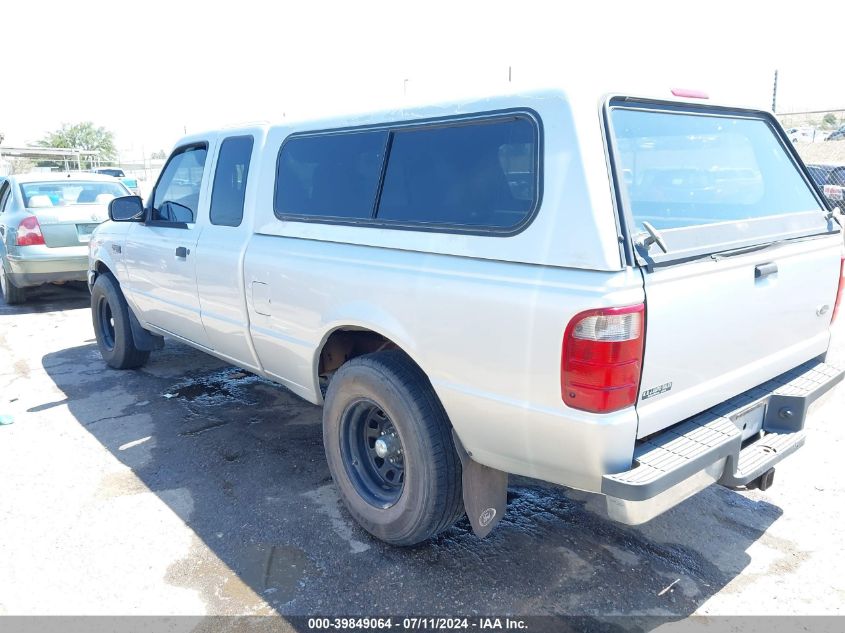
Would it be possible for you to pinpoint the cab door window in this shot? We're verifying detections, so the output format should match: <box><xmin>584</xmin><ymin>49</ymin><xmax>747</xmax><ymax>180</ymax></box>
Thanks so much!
<box><xmin>151</xmin><ymin>144</ymin><xmax>208</xmax><ymax>225</ymax></box>
<box><xmin>209</xmin><ymin>136</ymin><xmax>254</xmax><ymax>227</ymax></box>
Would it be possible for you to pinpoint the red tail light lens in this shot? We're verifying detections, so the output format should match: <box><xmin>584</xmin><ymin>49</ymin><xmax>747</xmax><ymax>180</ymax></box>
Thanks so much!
<box><xmin>562</xmin><ymin>304</ymin><xmax>645</xmax><ymax>413</ymax></box>
<box><xmin>832</xmin><ymin>257</ymin><xmax>844</xmax><ymax>324</ymax></box>
<box><xmin>16</xmin><ymin>216</ymin><xmax>45</xmax><ymax>246</ymax></box>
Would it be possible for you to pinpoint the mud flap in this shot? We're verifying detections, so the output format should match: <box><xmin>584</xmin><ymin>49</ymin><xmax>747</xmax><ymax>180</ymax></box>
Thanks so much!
<box><xmin>452</xmin><ymin>431</ymin><xmax>508</xmax><ymax>538</ymax></box>
<box><xmin>128</xmin><ymin>308</ymin><xmax>165</xmax><ymax>351</ymax></box>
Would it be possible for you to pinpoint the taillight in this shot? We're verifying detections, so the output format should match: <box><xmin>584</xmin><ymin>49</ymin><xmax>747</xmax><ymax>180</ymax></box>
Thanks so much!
<box><xmin>832</xmin><ymin>257</ymin><xmax>845</xmax><ymax>324</ymax></box>
<box><xmin>16</xmin><ymin>216</ymin><xmax>45</xmax><ymax>246</ymax></box>
<box><xmin>562</xmin><ymin>304</ymin><xmax>645</xmax><ymax>413</ymax></box>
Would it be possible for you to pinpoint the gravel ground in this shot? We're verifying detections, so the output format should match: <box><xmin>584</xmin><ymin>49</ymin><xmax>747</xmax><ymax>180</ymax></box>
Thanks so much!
<box><xmin>795</xmin><ymin>142</ymin><xmax>845</xmax><ymax>165</ymax></box>
<box><xmin>1</xmin><ymin>283</ymin><xmax>843</xmax><ymax>627</ymax></box>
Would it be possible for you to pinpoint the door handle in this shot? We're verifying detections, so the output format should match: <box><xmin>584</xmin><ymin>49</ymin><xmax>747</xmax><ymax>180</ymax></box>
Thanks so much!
<box><xmin>175</xmin><ymin>246</ymin><xmax>189</xmax><ymax>258</ymax></box>
<box><xmin>754</xmin><ymin>262</ymin><xmax>778</xmax><ymax>279</ymax></box>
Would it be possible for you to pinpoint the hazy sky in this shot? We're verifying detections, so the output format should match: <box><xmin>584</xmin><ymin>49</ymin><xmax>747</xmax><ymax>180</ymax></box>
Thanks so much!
<box><xmin>3</xmin><ymin>0</ymin><xmax>843</xmax><ymax>159</ymax></box>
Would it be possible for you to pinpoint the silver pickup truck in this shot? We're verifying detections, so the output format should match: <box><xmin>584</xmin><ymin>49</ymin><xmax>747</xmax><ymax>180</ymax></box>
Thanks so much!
<box><xmin>88</xmin><ymin>89</ymin><xmax>844</xmax><ymax>545</ymax></box>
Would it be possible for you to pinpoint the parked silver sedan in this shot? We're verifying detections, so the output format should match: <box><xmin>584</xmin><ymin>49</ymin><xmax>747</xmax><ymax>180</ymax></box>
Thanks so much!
<box><xmin>0</xmin><ymin>172</ymin><xmax>130</xmax><ymax>304</ymax></box>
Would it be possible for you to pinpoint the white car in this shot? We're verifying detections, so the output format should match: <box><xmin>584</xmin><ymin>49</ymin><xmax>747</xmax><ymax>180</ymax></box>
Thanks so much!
<box><xmin>87</xmin><ymin>89</ymin><xmax>844</xmax><ymax>545</ymax></box>
<box><xmin>784</xmin><ymin>127</ymin><xmax>815</xmax><ymax>143</ymax></box>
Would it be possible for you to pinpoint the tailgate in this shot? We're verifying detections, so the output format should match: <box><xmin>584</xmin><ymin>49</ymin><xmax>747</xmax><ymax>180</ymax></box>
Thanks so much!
<box><xmin>636</xmin><ymin>236</ymin><xmax>841</xmax><ymax>437</ymax></box>
<box><xmin>605</xmin><ymin>98</ymin><xmax>844</xmax><ymax>438</ymax></box>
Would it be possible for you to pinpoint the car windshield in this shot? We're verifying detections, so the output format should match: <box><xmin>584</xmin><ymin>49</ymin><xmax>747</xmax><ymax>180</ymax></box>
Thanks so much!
<box><xmin>97</xmin><ymin>169</ymin><xmax>125</xmax><ymax>177</ymax></box>
<box><xmin>610</xmin><ymin>108</ymin><xmax>825</xmax><ymax>233</ymax></box>
<box><xmin>21</xmin><ymin>181</ymin><xmax>127</xmax><ymax>208</ymax></box>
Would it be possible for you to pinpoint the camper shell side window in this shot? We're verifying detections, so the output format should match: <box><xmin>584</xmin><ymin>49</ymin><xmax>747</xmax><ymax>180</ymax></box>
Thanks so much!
<box><xmin>273</xmin><ymin>109</ymin><xmax>543</xmax><ymax>236</ymax></box>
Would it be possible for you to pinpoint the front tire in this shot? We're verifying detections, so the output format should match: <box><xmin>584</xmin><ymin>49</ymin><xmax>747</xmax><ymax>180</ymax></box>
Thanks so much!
<box><xmin>0</xmin><ymin>258</ymin><xmax>26</xmax><ymax>305</ymax></box>
<box><xmin>91</xmin><ymin>273</ymin><xmax>150</xmax><ymax>369</ymax></box>
<box><xmin>322</xmin><ymin>350</ymin><xmax>464</xmax><ymax>545</ymax></box>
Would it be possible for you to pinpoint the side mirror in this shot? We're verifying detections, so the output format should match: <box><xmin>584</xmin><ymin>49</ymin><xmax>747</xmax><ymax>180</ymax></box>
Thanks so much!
<box><xmin>108</xmin><ymin>195</ymin><xmax>145</xmax><ymax>222</ymax></box>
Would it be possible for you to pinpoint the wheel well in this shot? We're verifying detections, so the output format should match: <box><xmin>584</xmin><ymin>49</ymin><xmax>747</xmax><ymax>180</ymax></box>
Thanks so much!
<box><xmin>94</xmin><ymin>261</ymin><xmax>114</xmax><ymax>279</ymax></box>
<box><xmin>319</xmin><ymin>328</ymin><xmax>398</xmax><ymax>379</ymax></box>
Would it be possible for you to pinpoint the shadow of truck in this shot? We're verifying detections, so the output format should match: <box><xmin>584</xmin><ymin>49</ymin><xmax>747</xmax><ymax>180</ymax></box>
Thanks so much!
<box><xmin>40</xmin><ymin>337</ymin><xmax>781</xmax><ymax>626</ymax></box>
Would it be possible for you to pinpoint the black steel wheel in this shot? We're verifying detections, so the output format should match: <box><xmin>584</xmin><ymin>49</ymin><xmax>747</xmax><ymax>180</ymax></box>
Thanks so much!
<box><xmin>96</xmin><ymin>293</ymin><xmax>116</xmax><ymax>352</ymax></box>
<box><xmin>90</xmin><ymin>273</ymin><xmax>150</xmax><ymax>369</ymax></box>
<box><xmin>322</xmin><ymin>350</ymin><xmax>465</xmax><ymax>545</ymax></box>
<box><xmin>340</xmin><ymin>399</ymin><xmax>406</xmax><ymax>507</ymax></box>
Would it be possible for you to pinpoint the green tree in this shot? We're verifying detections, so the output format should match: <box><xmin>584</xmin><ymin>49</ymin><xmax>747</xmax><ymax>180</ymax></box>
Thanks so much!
<box><xmin>38</xmin><ymin>122</ymin><xmax>117</xmax><ymax>167</ymax></box>
<box><xmin>150</xmin><ymin>149</ymin><xmax>167</xmax><ymax>160</ymax></box>
<box><xmin>822</xmin><ymin>113</ymin><xmax>838</xmax><ymax>129</ymax></box>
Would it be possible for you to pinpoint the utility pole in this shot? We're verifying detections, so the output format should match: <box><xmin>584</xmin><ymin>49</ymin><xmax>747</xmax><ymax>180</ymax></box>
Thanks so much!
<box><xmin>772</xmin><ymin>69</ymin><xmax>778</xmax><ymax>113</ymax></box>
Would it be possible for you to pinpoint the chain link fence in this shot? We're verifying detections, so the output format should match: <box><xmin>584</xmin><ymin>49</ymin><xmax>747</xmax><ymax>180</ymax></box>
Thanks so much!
<box><xmin>778</xmin><ymin>109</ymin><xmax>845</xmax><ymax>210</ymax></box>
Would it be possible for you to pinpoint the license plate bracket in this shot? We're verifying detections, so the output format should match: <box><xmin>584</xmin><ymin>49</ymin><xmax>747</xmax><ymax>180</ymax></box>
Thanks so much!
<box><xmin>732</xmin><ymin>402</ymin><xmax>766</xmax><ymax>441</ymax></box>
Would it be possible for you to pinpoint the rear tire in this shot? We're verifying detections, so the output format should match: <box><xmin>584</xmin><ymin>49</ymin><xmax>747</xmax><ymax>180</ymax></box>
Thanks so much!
<box><xmin>91</xmin><ymin>273</ymin><xmax>150</xmax><ymax>369</ymax></box>
<box><xmin>322</xmin><ymin>350</ymin><xmax>464</xmax><ymax>546</ymax></box>
<box><xmin>0</xmin><ymin>258</ymin><xmax>26</xmax><ymax>305</ymax></box>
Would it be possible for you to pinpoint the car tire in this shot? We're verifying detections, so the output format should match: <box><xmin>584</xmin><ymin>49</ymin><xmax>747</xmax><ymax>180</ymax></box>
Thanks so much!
<box><xmin>0</xmin><ymin>257</ymin><xmax>26</xmax><ymax>305</ymax></box>
<box><xmin>91</xmin><ymin>273</ymin><xmax>150</xmax><ymax>369</ymax></box>
<box><xmin>322</xmin><ymin>350</ymin><xmax>464</xmax><ymax>545</ymax></box>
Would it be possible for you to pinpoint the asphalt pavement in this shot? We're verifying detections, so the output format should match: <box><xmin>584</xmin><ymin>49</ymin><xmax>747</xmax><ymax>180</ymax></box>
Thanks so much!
<box><xmin>1</xmin><ymin>283</ymin><xmax>843</xmax><ymax>628</ymax></box>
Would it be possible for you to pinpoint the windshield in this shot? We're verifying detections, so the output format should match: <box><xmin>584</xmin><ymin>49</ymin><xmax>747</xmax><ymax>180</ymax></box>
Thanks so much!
<box><xmin>21</xmin><ymin>181</ymin><xmax>128</xmax><ymax>208</ymax></box>
<box><xmin>610</xmin><ymin>108</ymin><xmax>825</xmax><ymax>235</ymax></box>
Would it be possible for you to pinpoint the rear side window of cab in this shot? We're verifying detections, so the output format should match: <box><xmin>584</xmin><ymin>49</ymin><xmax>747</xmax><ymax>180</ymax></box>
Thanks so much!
<box><xmin>273</xmin><ymin>110</ymin><xmax>542</xmax><ymax>235</ymax></box>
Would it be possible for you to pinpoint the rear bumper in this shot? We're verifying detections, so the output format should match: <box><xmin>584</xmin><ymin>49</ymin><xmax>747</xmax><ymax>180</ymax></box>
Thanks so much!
<box><xmin>6</xmin><ymin>245</ymin><xmax>88</xmax><ymax>287</ymax></box>
<box><xmin>601</xmin><ymin>359</ymin><xmax>843</xmax><ymax>524</ymax></box>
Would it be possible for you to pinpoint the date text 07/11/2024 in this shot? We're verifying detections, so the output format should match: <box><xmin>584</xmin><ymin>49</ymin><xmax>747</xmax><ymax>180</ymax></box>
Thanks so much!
<box><xmin>306</xmin><ymin>617</ymin><xmax>528</xmax><ymax>630</ymax></box>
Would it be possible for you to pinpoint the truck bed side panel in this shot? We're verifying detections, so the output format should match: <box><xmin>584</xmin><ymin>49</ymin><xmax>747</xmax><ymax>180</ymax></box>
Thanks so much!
<box><xmin>244</xmin><ymin>236</ymin><xmax>643</xmax><ymax>491</ymax></box>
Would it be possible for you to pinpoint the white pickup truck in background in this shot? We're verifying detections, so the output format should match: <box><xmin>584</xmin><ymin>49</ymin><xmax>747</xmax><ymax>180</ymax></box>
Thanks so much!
<box><xmin>87</xmin><ymin>89</ymin><xmax>844</xmax><ymax>545</ymax></box>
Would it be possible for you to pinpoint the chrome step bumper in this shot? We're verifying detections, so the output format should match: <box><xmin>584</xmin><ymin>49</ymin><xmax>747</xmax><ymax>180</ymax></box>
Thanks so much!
<box><xmin>601</xmin><ymin>359</ymin><xmax>843</xmax><ymax>524</ymax></box>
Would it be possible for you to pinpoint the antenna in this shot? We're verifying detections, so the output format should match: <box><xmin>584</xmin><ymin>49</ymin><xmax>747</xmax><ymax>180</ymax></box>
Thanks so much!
<box><xmin>772</xmin><ymin>69</ymin><xmax>778</xmax><ymax>113</ymax></box>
